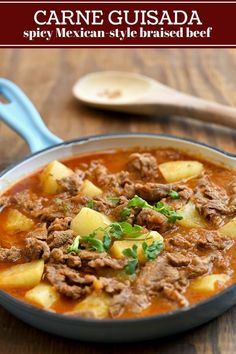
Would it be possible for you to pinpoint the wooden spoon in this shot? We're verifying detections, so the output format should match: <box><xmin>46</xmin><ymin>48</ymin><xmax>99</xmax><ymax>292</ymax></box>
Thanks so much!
<box><xmin>73</xmin><ymin>71</ymin><xmax>236</xmax><ymax>129</ymax></box>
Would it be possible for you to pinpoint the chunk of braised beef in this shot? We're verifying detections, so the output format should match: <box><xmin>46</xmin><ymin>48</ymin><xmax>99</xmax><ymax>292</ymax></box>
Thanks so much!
<box><xmin>186</xmin><ymin>255</ymin><xmax>212</xmax><ymax>278</ymax></box>
<box><xmin>196</xmin><ymin>230</ymin><xmax>233</xmax><ymax>251</ymax></box>
<box><xmin>48</xmin><ymin>217</ymin><xmax>72</xmax><ymax>232</ymax></box>
<box><xmin>57</xmin><ymin>169</ymin><xmax>85</xmax><ymax>194</ymax></box>
<box><xmin>163</xmin><ymin>185</ymin><xmax>193</xmax><ymax>209</ymax></box>
<box><xmin>45</xmin><ymin>264</ymin><xmax>95</xmax><ymax>299</ymax></box>
<box><xmin>127</xmin><ymin>153</ymin><xmax>158</xmax><ymax>180</ymax></box>
<box><xmin>162</xmin><ymin>284</ymin><xmax>188</xmax><ymax>307</ymax></box>
<box><xmin>87</xmin><ymin>255</ymin><xmax>127</xmax><ymax>270</ymax></box>
<box><xmin>136</xmin><ymin>208</ymin><xmax>170</xmax><ymax>233</ymax></box>
<box><xmin>35</xmin><ymin>195</ymin><xmax>87</xmax><ymax>222</ymax></box>
<box><xmin>49</xmin><ymin>248</ymin><xmax>82</xmax><ymax>268</ymax></box>
<box><xmin>194</xmin><ymin>175</ymin><xmax>231</xmax><ymax>226</ymax></box>
<box><xmin>92</xmin><ymin>197</ymin><xmax>117</xmax><ymax>215</ymax></box>
<box><xmin>26</xmin><ymin>223</ymin><xmax>48</xmax><ymax>240</ymax></box>
<box><xmin>167</xmin><ymin>252</ymin><xmax>190</xmax><ymax>267</ymax></box>
<box><xmin>110</xmin><ymin>287</ymin><xmax>148</xmax><ymax>318</ymax></box>
<box><xmin>78</xmin><ymin>250</ymin><xmax>127</xmax><ymax>270</ymax></box>
<box><xmin>135</xmin><ymin>182</ymin><xmax>192</xmax><ymax>205</ymax></box>
<box><xmin>47</xmin><ymin>230</ymin><xmax>74</xmax><ymax>249</ymax></box>
<box><xmin>99</xmin><ymin>277</ymin><xmax>127</xmax><ymax>294</ymax></box>
<box><xmin>0</xmin><ymin>246</ymin><xmax>22</xmax><ymax>262</ymax></box>
<box><xmin>0</xmin><ymin>190</ymin><xmax>46</xmax><ymax>217</ymax></box>
<box><xmin>135</xmin><ymin>183</ymin><xmax>171</xmax><ymax>202</ymax></box>
<box><xmin>24</xmin><ymin>238</ymin><xmax>50</xmax><ymax>261</ymax></box>
<box><xmin>229</xmin><ymin>181</ymin><xmax>236</xmax><ymax>209</ymax></box>
<box><xmin>87</xmin><ymin>161</ymin><xmax>135</xmax><ymax>198</ymax></box>
<box><xmin>167</xmin><ymin>235</ymin><xmax>192</xmax><ymax>250</ymax></box>
<box><xmin>111</xmin><ymin>196</ymin><xmax>137</xmax><ymax>223</ymax></box>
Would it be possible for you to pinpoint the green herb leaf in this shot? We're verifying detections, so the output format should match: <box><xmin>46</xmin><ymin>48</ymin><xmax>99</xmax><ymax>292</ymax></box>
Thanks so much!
<box><xmin>103</xmin><ymin>232</ymin><xmax>112</xmax><ymax>251</ymax></box>
<box><xmin>126</xmin><ymin>195</ymin><xmax>182</xmax><ymax>223</ymax></box>
<box><xmin>154</xmin><ymin>202</ymin><xmax>182</xmax><ymax>223</ymax></box>
<box><xmin>120</xmin><ymin>207</ymin><xmax>131</xmax><ymax>221</ymax></box>
<box><xmin>107</xmin><ymin>196</ymin><xmax>120</xmax><ymax>205</ymax></box>
<box><xmin>119</xmin><ymin>222</ymin><xmax>143</xmax><ymax>238</ymax></box>
<box><xmin>168</xmin><ymin>190</ymin><xmax>180</xmax><ymax>199</ymax></box>
<box><xmin>67</xmin><ymin>235</ymin><xmax>80</xmax><ymax>254</ymax></box>
<box><xmin>123</xmin><ymin>244</ymin><xmax>139</xmax><ymax>274</ymax></box>
<box><xmin>122</xmin><ymin>244</ymin><xmax>138</xmax><ymax>258</ymax></box>
<box><xmin>127</xmin><ymin>195</ymin><xmax>149</xmax><ymax>208</ymax></box>
<box><xmin>142</xmin><ymin>240</ymin><xmax>164</xmax><ymax>261</ymax></box>
<box><xmin>109</xmin><ymin>222</ymin><xmax>124</xmax><ymax>239</ymax></box>
<box><xmin>124</xmin><ymin>259</ymin><xmax>138</xmax><ymax>275</ymax></box>
<box><xmin>83</xmin><ymin>234</ymin><xmax>105</xmax><ymax>253</ymax></box>
<box><xmin>86</xmin><ymin>200</ymin><xmax>94</xmax><ymax>209</ymax></box>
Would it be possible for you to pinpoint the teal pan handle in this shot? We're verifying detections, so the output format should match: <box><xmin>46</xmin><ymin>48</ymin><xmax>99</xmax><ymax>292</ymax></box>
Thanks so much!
<box><xmin>0</xmin><ymin>78</ymin><xmax>63</xmax><ymax>153</ymax></box>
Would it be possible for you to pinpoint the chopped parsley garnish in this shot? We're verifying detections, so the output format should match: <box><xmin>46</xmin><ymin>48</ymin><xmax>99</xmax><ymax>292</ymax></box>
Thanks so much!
<box><xmin>119</xmin><ymin>222</ymin><xmax>143</xmax><ymax>238</ymax></box>
<box><xmin>86</xmin><ymin>200</ymin><xmax>94</xmax><ymax>209</ymax></box>
<box><xmin>68</xmin><ymin>222</ymin><xmax>145</xmax><ymax>255</ymax></box>
<box><xmin>127</xmin><ymin>195</ymin><xmax>149</xmax><ymax>209</ymax></box>
<box><xmin>154</xmin><ymin>201</ymin><xmax>182</xmax><ymax>223</ymax></box>
<box><xmin>124</xmin><ymin>195</ymin><xmax>182</xmax><ymax>223</ymax></box>
<box><xmin>107</xmin><ymin>196</ymin><xmax>120</xmax><ymax>205</ymax></box>
<box><xmin>125</xmin><ymin>259</ymin><xmax>139</xmax><ymax>275</ymax></box>
<box><xmin>123</xmin><ymin>244</ymin><xmax>139</xmax><ymax>274</ymax></box>
<box><xmin>142</xmin><ymin>240</ymin><xmax>164</xmax><ymax>261</ymax></box>
<box><xmin>83</xmin><ymin>232</ymin><xmax>105</xmax><ymax>253</ymax></box>
<box><xmin>168</xmin><ymin>190</ymin><xmax>180</xmax><ymax>199</ymax></box>
<box><xmin>67</xmin><ymin>235</ymin><xmax>80</xmax><ymax>254</ymax></box>
<box><xmin>103</xmin><ymin>232</ymin><xmax>112</xmax><ymax>251</ymax></box>
<box><xmin>109</xmin><ymin>222</ymin><xmax>124</xmax><ymax>239</ymax></box>
<box><xmin>122</xmin><ymin>237</ymin><xmax>164</xmax><ymax>274</ymax></box>
<box><xmin>120</xmin><ymin>207</ymin><xmax>131</xmax><ymax>220</ymax></box>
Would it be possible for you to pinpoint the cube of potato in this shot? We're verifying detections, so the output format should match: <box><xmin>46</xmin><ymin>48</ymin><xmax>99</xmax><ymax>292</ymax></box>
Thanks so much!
<box><xmin>40</xmin><ymin>160</ymin><xmax>73</xmax><ymax>194</ymax></box>
<box><xmin>110</xmin><ymin>231</ymin><xmax>164</xmax><ymax>264</ymax></box>
<box><xmin>70</xmin><ymin>207</ymin><xmax>111</xmax><ymax>240</ymax></box>
<box><xmin>25</xmin><ymin>283</ymin><xmax>59</xmax><ymax>308</ymax></box>
<box><xmin>73</xmin><ymin>292</ymin><xmax>111</xmax><ymax>319</ymax></box>
<box><xmin>0</xmin><ymin>260</ymin><xmax>44</xmax><ymax>288</ymax></box>
<box><xmin>80</xmin><ymin>180</ymin><xmax>103</xmax><ymax>198</ymax></box>
<box><xmin>219</xmin><ymin>217</ymin><xmax>236</xmax><ymax>239</ymax></box>
<box><xmin>190</xmin><ymin>274</ymin><xmax>230</xmax><ymax>292</ymax></box>
<box><xmin>5</xmin><ymin>209</ymin><xmax>34</xmax><ymax>233</ymax></box>
<box><xmin>159</xmin><ymin>160</ymin><xmax>203</xmax><ymax>182</ymax></box>
<box><xmin>177</xmin><ymin>201</ymin><xmax>206</xmax><ymax>228</ymax></box>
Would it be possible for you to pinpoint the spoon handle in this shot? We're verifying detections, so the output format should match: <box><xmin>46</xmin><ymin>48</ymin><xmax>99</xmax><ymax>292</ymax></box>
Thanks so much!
<box><xmin>163</xmin><ymin>96</ymin><xmax>236</xmax><ymax>129</ymax></box>
<box><xmin>143</xmin><ymin>87</ymin><xmax>236</xmax><ymax>129</ymax></box>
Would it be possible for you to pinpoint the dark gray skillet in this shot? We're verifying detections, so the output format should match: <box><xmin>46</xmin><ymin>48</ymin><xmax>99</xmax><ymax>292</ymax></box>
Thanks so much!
<box><xmin>0</xmin><ymin>79</ymin><xmax>236</xmax><ymax>342</ymax></box>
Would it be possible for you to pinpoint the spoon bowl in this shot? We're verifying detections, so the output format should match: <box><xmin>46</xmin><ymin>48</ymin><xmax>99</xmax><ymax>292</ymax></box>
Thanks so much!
<box><xmin>73</xmin><ymin>71</ymin><xmax>236</xmax><ymax>129</ymax></box>
<box><xmin>73</xmin><ymin>71</ymin><xmax>156</xmax><ymax>105</ymax></box>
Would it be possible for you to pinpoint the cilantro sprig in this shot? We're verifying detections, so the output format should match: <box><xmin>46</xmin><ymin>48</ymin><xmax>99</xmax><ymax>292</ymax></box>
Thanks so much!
<box><xmin>83</xmin><ymin>232</ymin><xmax>106</xmax><ymax>252</ymax></box>
<box><xmin>123</xmin><ymin>245</ymin><xmax>139</xmax><ymax>274</ymax></box>
<box><xmin>142</xmin><ymin>239</ymin><xmax>164</xmax><ymax>260</ymax></box>
<box><xmin>67</xmin><ymin>221</ymin><xmax>145</xmax><ymax>255</ymax></box>
<box><xmin>122</xmin><ymin>238</ymin><xmax>164</xmax><ymax>274</ymax></box>
<box><xmin>107</xmin><ymin>196</ymin><xmax>120</xmax><ymax>205</ymax></box>
<box><xmin>154</xmin><ymin>201</ymin><xmax>182</xmax><ymax>223</ymax></box>
<box><xmin>122</xmin><ymin>195</ymin><xmax>182</xmax><ymax>223</ymax></box>
<box><xmin>67</xmin><ymin>235</ymin><xmax>81</xmax><ymax>254</ymax></box>
<box><xmin>86</xmin><ymin>200</ymin><xmax>94</xmax><ymax>209</ymax></box>
<box><xmin>168</xmin><ymin>190</ymin><xmax>180</xmax><ymax>199</ymax></box>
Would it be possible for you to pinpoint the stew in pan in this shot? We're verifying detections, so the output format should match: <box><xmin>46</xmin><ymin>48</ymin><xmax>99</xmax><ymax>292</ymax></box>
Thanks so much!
<box><xmin>0</xmin><ymin>148</ymin><xmax>236</xmax><ymax>319</ymax></box>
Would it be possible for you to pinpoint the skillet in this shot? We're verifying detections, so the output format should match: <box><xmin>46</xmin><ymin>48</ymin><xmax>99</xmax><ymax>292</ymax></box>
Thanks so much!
<box><xmin>0</xmin><ymin>78</ymin><xmax>236</xmax><ymax>342</ymax></box>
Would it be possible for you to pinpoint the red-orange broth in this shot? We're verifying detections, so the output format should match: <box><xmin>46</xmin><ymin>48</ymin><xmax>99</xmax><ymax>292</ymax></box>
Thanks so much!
<box><xmin>0</xmin><ymin>148</ymin><xmax>235</xmax><ymax>319</ymax></box>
